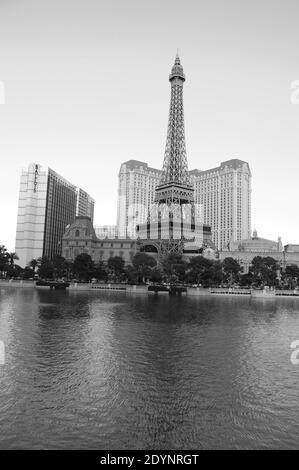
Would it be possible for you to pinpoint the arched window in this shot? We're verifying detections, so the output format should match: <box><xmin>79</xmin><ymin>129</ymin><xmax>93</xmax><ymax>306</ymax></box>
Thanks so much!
<box><xmin>75</xmin><ymin>229</ymin><xmax>80</xmax><ymax>237</ymax></box>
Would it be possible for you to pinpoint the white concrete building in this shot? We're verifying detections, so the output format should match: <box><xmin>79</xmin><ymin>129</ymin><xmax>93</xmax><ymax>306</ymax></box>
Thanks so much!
<box><xmin>190</xmin><ymin>159</ymin><xmax>251</xmax><ymax>250</ymax></box>
<box><xmin>94</xmin><ymin>225</ymin><xmax>118</xmax><ymax>239</ymax></box>
<box><xmin>117</xmin><ymin>158</ymin><xmax>251</xmax><ymax>250</ymax></box>
<box><xmin>76</xmin><ymin>188</ymin><xmax>95</xmax><ymax>223</ymax></box>
<box><xmin>117</xmin><ymin>160</ymin><xmax>162</xmax><ymax>238</ymax></box>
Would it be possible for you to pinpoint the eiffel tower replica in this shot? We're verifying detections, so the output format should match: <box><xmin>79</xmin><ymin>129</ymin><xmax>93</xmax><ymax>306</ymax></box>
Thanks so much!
<box><xmin>137</xmin><ymin>54</ymin><xmax>211</xmax><ymax>258</ymax></box>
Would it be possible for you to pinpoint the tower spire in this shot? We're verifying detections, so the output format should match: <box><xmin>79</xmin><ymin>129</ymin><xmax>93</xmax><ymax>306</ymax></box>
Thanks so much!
<box><xmin>136</xmin><ymin>54</ymin><xmax>212</xmax><ymax>257</ymax></box>
<box><xmin>155</xmin><ymin>54</ymin><xmax>193</xmax><ymax>203</ymax></box>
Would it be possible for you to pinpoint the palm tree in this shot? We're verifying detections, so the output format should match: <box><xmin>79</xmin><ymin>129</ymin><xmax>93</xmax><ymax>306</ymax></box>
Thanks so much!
<box><xmin>28</xmin><ymin>258</ymin><xmax>38</xmax><ymax>273</ymax></box>
<box><xmin>0</xmin><ymin>245</ymin><xmax>9</xmax><ymax>274</ymax></box>
<box><xmin>7</xmin><ymin>252</ymin><xmax>19</xmax><ymax>266</ymax></box>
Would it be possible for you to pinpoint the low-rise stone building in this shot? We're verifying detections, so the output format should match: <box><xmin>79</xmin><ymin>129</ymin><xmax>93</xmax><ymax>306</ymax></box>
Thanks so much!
<box><xmin>62</xmin><ymin>220</ymin><xmax>299</xmax><ymax>274</ymax></box>
<box><xmin>284</xmin><ymin>245</ymin><xmax>299</xmax><ymax>267</ymax></box>
<box><xmin>62</xmin><ymin>216</ymin><xmax>138</xmax><ymax>265</ymax></box>
<box><xmin>219</xmin><ymin>230</ymin><xmax>299</xmax><ymax>273</ymax></box>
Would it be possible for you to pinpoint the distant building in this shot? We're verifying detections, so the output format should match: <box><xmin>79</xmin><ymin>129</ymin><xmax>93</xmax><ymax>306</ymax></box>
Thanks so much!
<box><xmin>15</xmin><ymin>163</ymin><xmax>94</xmax><ymax>267</ymax></box>
<box><xmin>117</xmin><ymin>160</ymin><xmax>161</xmax><ymax>238</ymax></box>
<box><xmin>62</xmin><ymin>217</ymin><xmax>210</xmax><ymax>265</ymax></box>
<box><xmin>62</xmin><ymin>220</ymin><xmax>299</xmax><ymax>271</ymax></box>
<box><xmin>117</xmin><ymin>159</ymin><xmax>251</xmax><ymax>250</ymax></box>
<box><xmin>76</xmin><ymin>188</ymin><xmax>94</xmax><ymax>223</ymax></box>
<box><xmin>219</xmin><ymin>230</ymin><xmax>288</xmax><ymax>273</ymax></box>
<box><xmin>62</xmin><ymin>216</ymin><xmax>137</xmax><ymax>265</ymax></box>
<box><xmin>190</xmin><ymin>159</ymin><xmax>251</xmax><ymax>250</ymax></box>
<box><xmin>284</xmin><ymin>244</ymin><xmax>299</xmax><ymax>267</ymax></box>
<box><xmin>94</xmin><ymin>225</ymin><xmax>118</xmax><ymax>239</ymax></box>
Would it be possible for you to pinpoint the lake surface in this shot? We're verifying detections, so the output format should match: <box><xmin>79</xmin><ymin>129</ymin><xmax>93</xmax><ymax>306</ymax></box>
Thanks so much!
<box><xmin>0</xmin><ymin>287</ymin><xmax>299</xmax><ymax>449</ymax></box>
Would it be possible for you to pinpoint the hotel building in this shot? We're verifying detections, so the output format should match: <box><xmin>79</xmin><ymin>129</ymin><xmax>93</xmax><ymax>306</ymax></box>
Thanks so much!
<box><xmin>190</xmin><ymin>159</ymin><xmax>251</xmax><ymax>250</ymax></box>
<box><xmin>94</xmin><ymin>225</ymin><xmax>118</xmax><ymax>239</ymax></box>
<box><xmin>76</xmin><ymin>188</ymin><xmax>95</xmax><ymax>223</ymax></box>
<box><xmin>117</xmin><ymin>160</ymin><xmax>162</xmax><ymax>238</ymax></box>
<box><xmin>117</xmin><ymin>158</ymin><xmax>251</xmax><ymax>250</ymax></box>
<box><xmin>15</xmin><ymin>163</ymin><xmax>94</xmax><ymax>267</ymax></box>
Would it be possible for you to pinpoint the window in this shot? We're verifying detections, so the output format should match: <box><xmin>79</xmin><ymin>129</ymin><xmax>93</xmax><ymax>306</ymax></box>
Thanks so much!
<box><xmin>75</xmin><ymin>229</ymin><xmax>80</xmax><ymax>237</ymax></box>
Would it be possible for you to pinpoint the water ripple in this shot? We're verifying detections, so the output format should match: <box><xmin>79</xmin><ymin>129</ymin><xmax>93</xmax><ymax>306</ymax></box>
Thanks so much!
<box><xmin>0</xmin><ymin>289</ymin><xmax>299</xmax><ymax>449</ymax></box>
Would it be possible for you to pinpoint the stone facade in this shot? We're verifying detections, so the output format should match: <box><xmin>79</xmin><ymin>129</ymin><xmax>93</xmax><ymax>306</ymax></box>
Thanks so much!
<box><xmin>219</xmin><ymin>231</ymin><xmax>299</xmax><ymax>273</ymax></box>
<box><xmin>284</xmin><ymin>245</ymin><xmax>299</xmax><ymax>267</ymax></box>
<box><xmin>62</xmin><ymin>216</ymin><xmax>138</xmax><ymax>265</ymax></box>
<box><xmin>62</xmin><ymin>216</ymin><xmax>215</xmax><ymax>265</ymax></box>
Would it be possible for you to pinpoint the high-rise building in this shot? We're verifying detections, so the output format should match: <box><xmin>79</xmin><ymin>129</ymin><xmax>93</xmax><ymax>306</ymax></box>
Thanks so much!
<box><xmin>190</xmin><ymin>159</ymin><xmax>251</xmax><ymax>250</ymax></box>
<box><xmin>117</xmin><ymin>158</ymin><xmax>251</xmax><ymax>250</ymax></box>
<box><xmin>117</xmin><ymin>160</ymin><xmax>161</xmax><ymax>237</ymax></box>
<box><xmin>76</xmin><ymin>188</ymin><xmax>94</xmax><ymax>223</ymax></box>
<box><xmin>94</xmin><ymin>224</ymin><xmax>118</xmax><ymax>239</ymax></box>
<box><xmin>15</xmin><ymin>163</ymin><xmax>94</xmax><ymax>267</ymax></box>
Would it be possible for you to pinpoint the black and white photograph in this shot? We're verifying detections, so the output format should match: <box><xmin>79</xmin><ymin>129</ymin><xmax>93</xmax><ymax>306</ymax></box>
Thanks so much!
<box><xmin>1</xmin><ymin>0</ymin><xmax>299</xmax><ymax>456</ymax></box>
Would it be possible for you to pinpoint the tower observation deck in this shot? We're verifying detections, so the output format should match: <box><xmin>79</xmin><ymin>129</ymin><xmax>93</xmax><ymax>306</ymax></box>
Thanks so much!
<box><xmin>155</xmin><ymin>53</ymin><xmax>194</xmax><ymax>207</ymax></box>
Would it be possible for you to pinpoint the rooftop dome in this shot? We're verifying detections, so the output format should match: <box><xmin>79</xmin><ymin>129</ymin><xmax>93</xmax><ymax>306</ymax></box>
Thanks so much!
<box><xmin>227</xmin><ymin>232</ymin><xmax>282</xmax><ymax>253</ymax></box>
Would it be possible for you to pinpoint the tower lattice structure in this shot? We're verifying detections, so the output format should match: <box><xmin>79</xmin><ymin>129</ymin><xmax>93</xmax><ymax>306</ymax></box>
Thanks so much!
<box><xmin>153</xmin><ymin>54</ymin><xmax>195</xmax><ymax>254</ymax></box>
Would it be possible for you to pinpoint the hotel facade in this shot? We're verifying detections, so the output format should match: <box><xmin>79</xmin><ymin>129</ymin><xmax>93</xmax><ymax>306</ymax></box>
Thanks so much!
<box><xmin>117</xmin><ymin>158</ymin><xmax>251</xmax><ymax>250</ymax></box>
<box><xmin>15</xmin><ymin>163</ymin><xmax>94</xmax><ymax>268</ymax></box>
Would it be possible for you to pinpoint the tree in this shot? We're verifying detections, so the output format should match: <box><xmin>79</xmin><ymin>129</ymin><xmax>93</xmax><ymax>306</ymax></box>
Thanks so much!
<box><xmin>0</xmin><ymin>246</ymin><xmax>19</xmax><ymax>277</ymax></box>
<box><xmin>37</xmin><ymin>257</ymin><xmax>54</xmax><ymax>280</ymax></box>
<box><xmin>73</xmin><ymin>253</ymin><xmax>94</xmax><ymax>281</ymax></box>
<box><xmin>132</xmin><ymin>252</ymin><xmax>156</xmax><ymax>284</ymax></box>
<box><xmin>283</xmin><ymin>264</ymin><xmax>299</xmax><ymax>289</ymax></box>
<box><xmin>222</xmin><ymin>257</ymin><xmax>242</xmax><ymax>285</ymax></box>
<box><xmin>186</xmin><ymin>256</ymin><xmax>213</xmax><ymax>285</ymax></box>
<box><xmin>162</xmin><ymin>253</ymin><xmax>186</xmax><ymax>283</ymax></box>
<box><xmin>0</xmin><ymin>245</ymin><xmax>9</xmax><ymax>275</ymax></box>
<box><xmin>125</xmin><ymin>264</ymin><xmax>139</xmax><ymax>285</ymax></box>
<box><xmin>239</xmin><ymin>272</ymin><xmax>253</xmax><ymax>287</ymax></box>
<box><xmin>93</xmin><ymin>261</ymin><xmax>108</xmax><ymax>282</ymax></box>
<box><xmin>22</xmin><ymin>266</ymin><xmax>35</xmax><ymax>280</ymax></box>
<box><xmin>205</xmin><ymin>260</ymin><xmax>223</xmax><ymax>287</ymax></box>
<box><xmin>7</xmin><ymin>252</ymin><xmax>19</xmax><ymax>266</ymax></box>
<box><xmin>250</xmin><ymin>256</ymin><xmax>278</xmax><ymax>287</ymax></box>
<box><xmin>149</xmin><ymin>267</ymin><xmax>163</xmax><ymax>284</ymax></box>
<box><xmin>6</xmin><ymin>264</ymin><xmax>23</xmax><ymax>279</ymax></box>
<box><xmin>52</xmin><ymin>255</ymin><xmax>70</xmax><ymax>279</ymax></box>
<box><xmin>107</xmin><ymin>256</ymin><xmax>125</xmax><ymax>282</ymax></box>
<box><xmin>28</xmin><ymin>259</ymin><xmax>38</xmax><ymax>273</ymax></box>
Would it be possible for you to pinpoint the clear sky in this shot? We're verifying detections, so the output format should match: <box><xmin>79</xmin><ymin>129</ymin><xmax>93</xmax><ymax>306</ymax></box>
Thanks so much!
<box><xmin>1</xmin><ymin>0</ymin><xmax>299</xmax><ymax>251</ymax></box>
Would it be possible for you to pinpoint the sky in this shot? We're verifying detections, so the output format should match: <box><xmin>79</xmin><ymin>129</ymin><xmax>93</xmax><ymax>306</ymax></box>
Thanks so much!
<box><xmin>0</xmin><ymin>0</ymin><xmax>299</xmax><ymax>251</ymax></box>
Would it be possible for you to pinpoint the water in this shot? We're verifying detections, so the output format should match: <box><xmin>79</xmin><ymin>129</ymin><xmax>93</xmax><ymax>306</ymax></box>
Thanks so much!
<box><xmin>0</xmin><ymin>287</ymin><xmax>299</xmax><ymax>449</ymax></box>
